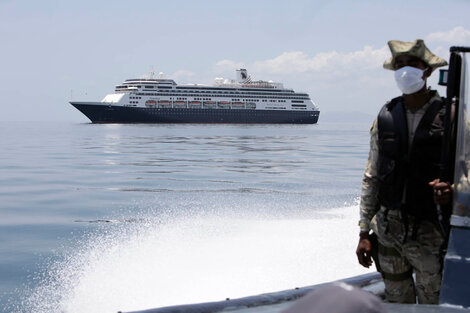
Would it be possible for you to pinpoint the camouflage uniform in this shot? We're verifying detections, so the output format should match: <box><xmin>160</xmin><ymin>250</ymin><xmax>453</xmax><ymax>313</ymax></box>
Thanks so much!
<box><xmin>359</xmin><ymin>92</ymin><xmax>445</xmax><ymax>304</ymax></box>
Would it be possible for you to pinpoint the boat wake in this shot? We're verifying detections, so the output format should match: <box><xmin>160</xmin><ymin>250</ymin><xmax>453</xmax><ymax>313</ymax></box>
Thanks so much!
<box><xmin>17</xmin><ymin>203</ymin><xmax>372</xmax><ymax>313</ymax></box>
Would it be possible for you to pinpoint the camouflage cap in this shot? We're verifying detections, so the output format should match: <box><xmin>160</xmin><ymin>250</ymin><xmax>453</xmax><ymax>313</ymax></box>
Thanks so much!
<box><xmin>383</xmin><ymin>39</ymin><xmax>448</xmax><ymax>71</ymax></box>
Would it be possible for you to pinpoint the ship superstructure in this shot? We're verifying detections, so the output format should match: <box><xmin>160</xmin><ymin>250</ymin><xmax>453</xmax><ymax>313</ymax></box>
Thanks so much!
<box><xmin>70</xmin><ymin>69</ymin><xmax>320</xmax><ymax>124</ymax></box>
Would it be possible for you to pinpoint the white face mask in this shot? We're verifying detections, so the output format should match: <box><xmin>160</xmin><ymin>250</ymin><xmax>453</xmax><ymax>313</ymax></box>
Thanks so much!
<box><xmin>394</xmin><ymin>66</ymin><xmax>426</xmax><ymax>94</ymax></box>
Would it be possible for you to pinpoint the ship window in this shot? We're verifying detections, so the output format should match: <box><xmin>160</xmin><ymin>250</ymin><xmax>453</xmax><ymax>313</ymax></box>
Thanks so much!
<box><xmin>145</xmin><ymin>86</ymin><xmax>154</xmax><ymax>89</ymax></box>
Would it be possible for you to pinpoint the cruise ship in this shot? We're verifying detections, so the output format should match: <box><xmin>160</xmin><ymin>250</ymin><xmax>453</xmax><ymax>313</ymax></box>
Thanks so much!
<box><xmin>70</xmin><ymin>69</ymin><xmax>320</xmax><ymax>124</ymax></box>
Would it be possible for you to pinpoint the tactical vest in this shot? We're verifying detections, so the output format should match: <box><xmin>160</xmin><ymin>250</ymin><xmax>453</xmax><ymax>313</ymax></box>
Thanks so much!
<box><xmin>377</xmin><ymin>93</ymin><xmax>445</xmax><ymax>220</ymax></box>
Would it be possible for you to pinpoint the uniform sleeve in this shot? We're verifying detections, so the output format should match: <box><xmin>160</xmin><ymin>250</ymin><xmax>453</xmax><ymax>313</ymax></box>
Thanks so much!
<box><xmin>358</xmin><ymin>120</ymin><xmax>380</xmax><ymax>232</ymax></box>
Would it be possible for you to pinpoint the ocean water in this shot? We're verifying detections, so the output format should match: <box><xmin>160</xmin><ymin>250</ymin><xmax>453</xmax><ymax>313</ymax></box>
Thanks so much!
<box><xmin>0</xmin><ymin>121</ymin><xmax>375</xmax><ymax>313</ymax></box>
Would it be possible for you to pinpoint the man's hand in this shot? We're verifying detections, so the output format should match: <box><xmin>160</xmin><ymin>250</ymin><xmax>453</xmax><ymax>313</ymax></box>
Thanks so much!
<box><xmin>356</xmin><ymin>232</ymin><xmax>373</xmax><ymax>268</ymax></box>
<box><xmin>429</xmin><ymin>178</ymin><xmax>452</xmax><ymax>205</ymax></box>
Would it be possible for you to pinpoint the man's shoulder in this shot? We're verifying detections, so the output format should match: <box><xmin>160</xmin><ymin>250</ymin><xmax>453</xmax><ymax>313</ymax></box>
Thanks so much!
<box><xmin>384</xmin><ymin>95</ymin><xmax>404</xmax><ymax>109</ymax></box>
<box><xmin>377</xmin><ymin>96</ymin><xmax>403</xmax><ymax>118</ymax></box>
<box><xmin>430</xmin><ymin>90</ymin><xmax>445</xmax><ymax>103</ymax></box>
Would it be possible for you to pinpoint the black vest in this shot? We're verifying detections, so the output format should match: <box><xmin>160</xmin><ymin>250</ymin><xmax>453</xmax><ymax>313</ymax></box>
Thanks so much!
<box><xmin>377</xmin><ymin>93</ymin><xmax>445</xmax><ymax>220</ymax></box>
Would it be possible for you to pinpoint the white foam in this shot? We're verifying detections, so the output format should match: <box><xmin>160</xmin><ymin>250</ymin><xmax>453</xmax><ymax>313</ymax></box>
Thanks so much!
<box><xmin>21</xmin><ymin>204</ymin><xmax>373</xmax><ymax>313</ymax></box>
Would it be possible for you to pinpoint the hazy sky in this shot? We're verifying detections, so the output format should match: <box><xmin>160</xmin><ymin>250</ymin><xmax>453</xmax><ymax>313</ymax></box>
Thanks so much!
<box><xmin>1</xmin><ymin>0</ymin><xmax>470</xmax><ymax>122</ymax></box>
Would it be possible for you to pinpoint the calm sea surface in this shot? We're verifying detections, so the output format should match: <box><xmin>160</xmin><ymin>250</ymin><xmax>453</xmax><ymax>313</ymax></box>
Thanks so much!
<box><xmin>0</xmin><ymin>121</ymin><xmax>373</xmax><ymax>313</ymax></box>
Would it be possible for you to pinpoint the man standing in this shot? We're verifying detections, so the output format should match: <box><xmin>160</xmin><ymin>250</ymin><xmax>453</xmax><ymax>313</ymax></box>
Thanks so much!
<box><xmin>356</xmin><ymin>39</ymin><xmax>452</xmax><ymax>304</ymax></box>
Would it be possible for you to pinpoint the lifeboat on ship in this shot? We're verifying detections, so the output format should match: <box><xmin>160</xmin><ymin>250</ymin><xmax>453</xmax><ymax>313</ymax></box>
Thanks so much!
<box><xmin>145</xmin><ymin>100</ymin><xmax>157</xmax><ymax>107</ymax></box>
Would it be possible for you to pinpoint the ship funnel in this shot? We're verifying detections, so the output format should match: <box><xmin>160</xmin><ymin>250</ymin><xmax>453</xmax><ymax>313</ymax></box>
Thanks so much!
<box><xmin>236</xmin><ymin>69</ymin><xmax>251</xmax><ymax>83</ymax></box>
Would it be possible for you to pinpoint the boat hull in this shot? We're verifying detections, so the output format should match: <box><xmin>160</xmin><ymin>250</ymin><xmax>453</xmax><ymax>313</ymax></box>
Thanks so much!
<box><xmin>70</xmin><ymin>102</ymin><xmax>320</xmax><ymax>124</ymax></box>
